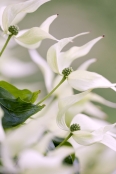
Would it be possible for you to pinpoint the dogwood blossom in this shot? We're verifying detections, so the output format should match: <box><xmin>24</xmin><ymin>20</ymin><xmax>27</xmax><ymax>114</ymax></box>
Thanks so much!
<box><xmin>0</xmin><ymin>0</ymin><xmax>58</xmax><ymax>49</ymax></box>
<box><xmin>1</xmin><ymin>0</ymin><xmax>50</xmax><ymax>33</ymax></box>
<box><xmin>47</xmin><ymin>35</ymin><xmax>116</xmax><ymax>91</ymax></box>
<box><xmin>47</xmin><ymin>34</ymin><xmax>103</xmax><ymax>74</ymax></box>
<box><xmin>57</xmin><ymin>112</ymin><xmax>116</xmax><ymax>151</ymax></box>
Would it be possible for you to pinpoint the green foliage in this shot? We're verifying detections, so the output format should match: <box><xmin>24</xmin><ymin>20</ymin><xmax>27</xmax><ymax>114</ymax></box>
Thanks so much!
<box><xmin>0</xmin><ymin>81</ymin><xmax>45</xmax><ymax>129</ymax></box>
<box><xmin>0</xmin><ymin>81</ymin><xmax>40</xmax><ymax>103</ymax></box>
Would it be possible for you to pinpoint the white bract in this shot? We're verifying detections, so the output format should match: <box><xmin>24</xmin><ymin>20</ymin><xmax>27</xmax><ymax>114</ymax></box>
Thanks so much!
<box><xmin>68</xmin><ymin>70</ymin><xmax>116</xmax><ymax>91</ymax></box>
<box><xmin>65</xmin><ymin>91</ymin><xmax>116</xmax><ymax>122</ymax></box>
<box><xmin>1</xmin><ymin>0</ymin><xmax>58</xmax><ymax>48</ymax></box>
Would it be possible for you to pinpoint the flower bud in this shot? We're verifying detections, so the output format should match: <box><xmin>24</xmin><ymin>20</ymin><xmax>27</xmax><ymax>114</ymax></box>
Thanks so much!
<box><xmin>8</xmin><ymin>25</ymin><xmax>19</xmax><ymax>35</ymax></box>
<box><xmin>62</xmin><ymin>67</ymin><xmax>73</xmax><ymax>78</ymax></box>
<box><xmin>70</xmin><ymin>123</ymin><xmax>80</xmax><ymax>132</ymax></box>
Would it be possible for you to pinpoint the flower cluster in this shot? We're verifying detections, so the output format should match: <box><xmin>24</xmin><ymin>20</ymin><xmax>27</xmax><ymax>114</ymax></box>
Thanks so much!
<box><xmin>0</xmin><ymin>0</ymin><xmax>116</xmax><ymax>174</ymax></box>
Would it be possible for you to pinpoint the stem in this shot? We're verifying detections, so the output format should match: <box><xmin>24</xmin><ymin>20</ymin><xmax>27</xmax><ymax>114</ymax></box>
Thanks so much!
<box><xmin>37</xmin><ymin>76</ymin><xmax>66</xmax><ymax>105</ymax></box>
<box><xmin>56</xmin><ymin>133</ymin><xmax>72</xmax><ymax>148</ymax></box>
<box><xmin>0</xmin><ymin>34</ymin><xmax>13</xmax><ymax>57</ymax></box>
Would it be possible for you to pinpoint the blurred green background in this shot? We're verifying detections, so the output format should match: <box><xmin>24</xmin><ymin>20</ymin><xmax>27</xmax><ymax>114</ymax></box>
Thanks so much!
<box><xmin>13</xmin><ymin>0</ymin><xmax>116</xmax><ymax>123</ymax></box>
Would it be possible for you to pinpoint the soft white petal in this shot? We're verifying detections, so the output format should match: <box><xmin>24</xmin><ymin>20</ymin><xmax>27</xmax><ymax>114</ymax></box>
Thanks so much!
<box><xmin>63</xmin><ymin>36</ymin><xmax>104</xmax><ymax>61</ymax></box>
<box><xmin>72</xmin><ymin>123</ymin><xmax>116</xmax><ymax>146</ymax></box>
<box><xmin>92</xmin><ymin>123</ymin><xmax>116</xmax><ymax>138</ymax></box>
<box><xmin>100</xmin><ymin>134</ymin><xmax>116</xmax><ymax>151</ymax></box>
<box><xmin>47</xmin><ymin>32</ymin><xmax>89</xmax><ymax>74</ymax></box>
<box><xmin>40</xmin><ymin>14</ymin><xmax>58</xmax><ymax>32</ymax></box>
<box><xmin>90</xmin><ymin>92</ymin><xmax>116</xmax><ymax>108</ymax></box>
<box><xmin>70</xmin><ymin>113</ymin><xmax>107</xmax><ymax>132</ymax></box>
<box><xmin>108</xmin><ymin>132</ymin><xmax>116</xmax><ymax>138</ymax></box>
<box><xmin>15</xmin><ymin>27</ymin><xmax>57</xmax><ymax>49</ymax></box>
<box><xmin>77</xmin><ymin>58</ymin><xmax>96</xmax><ymax>70</ymax></box>
<box><xmin>6</xmin><ymin>116</ymin><xmax>48</xmax><ymax>156</ymax></box>
<box><xmin>10</xmin><ymin>12</ymin><xmax>26</xmax><ymax>26</ymax></box>
<box><xmin>68</xmin><ymin>70</ymin><xmax>116</xmax><ymax>91</ymax></box>
<box><xmin>48</xmin><ymin>146</ymin><xmax>74</xmax><ymax>161</ymax></box>
<box><xmin>34</xmin><ymin>133</ymin><xmax>54</xmax><ymax>154</ymax></box>
<box><xmin>72</xmin><ymin>130</ymin><xmax>101</xmax><ymax>145</ymax></box>
<box><xmin>2</xmin><ymin>0</ymin><xmax>50</xmax><ymax>32</ymax></box>
<box><xmin>84</xmin><ymin>102</ymin><xmax>107</xmax><ymax>119</ymax></box>
<box><xmin>1</xmin><ymin>57</ymin><xmax>37</xmax><ymax>78</ymax></box>
<box><xmin>18</xmin><ymin>148</ymin><xmax>75</xmax><ymax>174</ymax></box>
<box><xmin>0</xmin><ymin>6</ymin><xmax>6</xmax><ymax>29</ymax></box>
<box><xmin>29</xmin><ymin>50</ymin><xmax>54</xmax><ymax>92</ymax></box>
<box><xmin>1</xmin><ymin>142</ymin><xmax>18</xmax><ymax>173</ymax></box>
<box><xmin>57</xmin><ymin>90</ymin><xmax>90</xmax><ymax>131</ymax></box>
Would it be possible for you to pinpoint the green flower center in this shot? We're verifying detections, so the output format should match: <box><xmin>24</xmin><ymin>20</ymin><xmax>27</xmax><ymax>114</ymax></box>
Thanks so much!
<box><xmin>8</xmin><ymin>25</ymin><xmax>19</xmax><ymax>35</ymax></box>
<box><xmin>70</xmin><ymin>123</ymin><xmax>80</xmax><ymax>132</ymax></box>
<box><xmin>62</xmin><ymin>67</ymin><xmax>73</xmax><ymax>78</ymax></box>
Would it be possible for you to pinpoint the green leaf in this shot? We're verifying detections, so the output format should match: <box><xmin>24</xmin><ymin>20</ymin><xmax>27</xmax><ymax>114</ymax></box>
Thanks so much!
<box><xmin>0</xmin><ymin>81</ymin><xmax>40</xmax><ymax>103</ymax></box>
<box><xmin>0</xmin><ymin>87</ymin><xmax>45</xmax><ymax>129</ymax></box>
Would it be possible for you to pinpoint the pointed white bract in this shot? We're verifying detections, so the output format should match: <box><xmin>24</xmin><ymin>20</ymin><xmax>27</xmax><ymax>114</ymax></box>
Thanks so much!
<box><xmin>47</xmin><ymin>32</ymin><xmax>90</xmax><ymax>74</ymax></box>
<box><xmin>2</xmin><ymin>0</ymin><xmax>50</xmax><ymax>33</ymax></box>
<box><xmin>15</xmin><ymin>14</ymin><xmax>58</xmax><ymax>49</ymax></box>
<box><xmin>68</xmin><ymin>70</ymin><xmax>116</xmax><ymax>91</ymax></box>
<box><xmin>29</xmin><ymin>50</ymin><xmax>54</xmax><ymax>92</ymax></box>
<box><xmin>47</xmin><ymin>35</ymin><xmax>103</xmax><ymax>74</ymax></box>
<box><xmin>77</xmin><ymin>58</ymin><xmax>96</xmax><ymax>70</ymax></box>
<box><xmin>57</xmin><ymin>90</ymin><xmax>91</xmax><ymax>130</ymax></box>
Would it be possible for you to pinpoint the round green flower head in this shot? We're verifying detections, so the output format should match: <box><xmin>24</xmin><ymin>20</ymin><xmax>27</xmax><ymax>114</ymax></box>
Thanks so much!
<box><xmin>70</xmin><ymin>123</ymin><xmax>80</xmax><ymax>132</ymax></box>
<box><xmin>8</xmin><ymin>25</ymin><xmax>19</xmax><ymax>35</ymax></box>
<box><xmin>62</xmin><ymin>67</ymin><xmax>73</xmax><ymax>78</ymax></box>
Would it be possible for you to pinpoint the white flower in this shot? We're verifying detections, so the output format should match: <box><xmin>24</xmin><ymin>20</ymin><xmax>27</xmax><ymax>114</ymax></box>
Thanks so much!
<box><xmin>56</xmin><ymin>91</ymin><xmax>116</xmax><ymax>151</ymax></box>
<box><xmin>1</xmin><ymin>0</ymin><xmax>58</xmax><ymax>49</ymax></box>
<box><xmin>1</xmin><ymin>0</ymin><xmax>50</xmax><ymax>33</ymax></box>
<box><xmin>46</xmin><ymin>34</ymin><xmax>116</xmax><ymax>91</ymax></box>
<box><xmin>47</xmin><ymin>34</ymin><xmax>103</xmax><ymax>74</ymax></box>
<box><xmin>57</xmin><ymin>111</ymin><xmax>116</xmax><ymax>151</ymax></box>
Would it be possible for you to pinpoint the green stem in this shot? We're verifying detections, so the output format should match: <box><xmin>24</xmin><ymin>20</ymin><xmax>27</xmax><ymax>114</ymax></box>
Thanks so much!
<box><xmin>37</xmin><ymin>76</ymin><xmax>66</xmax><ymax>105</ymax></box>
<box><xmin>0</xmin><ymin>34</ymin><xmax>13</xmax><ymax>57</ymax></box>
<box><xmin>56</xmin><ymin>133</ymin><xmax>72</xmax><ymax>148</ymax></box>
